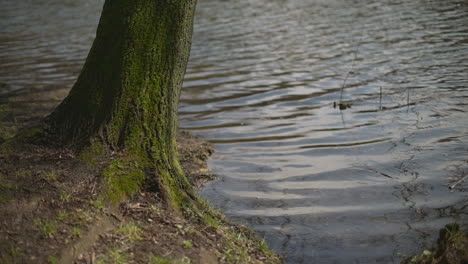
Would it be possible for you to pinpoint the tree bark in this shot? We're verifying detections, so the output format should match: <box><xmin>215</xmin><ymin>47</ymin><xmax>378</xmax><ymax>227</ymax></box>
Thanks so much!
<box><xmin>45</xmin><ymin>0</ymin><xmax>197</xmax><ymax>205</ymax></box>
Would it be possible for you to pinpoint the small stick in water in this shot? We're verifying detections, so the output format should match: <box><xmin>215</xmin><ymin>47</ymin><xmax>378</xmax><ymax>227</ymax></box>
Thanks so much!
<box><xmin>379</xmin><ymin>86</ymin><xmax>382</xmax><ymax>110</ymax></box>
<box><xmin>407</xmin><ymin>87</ymin><xmax>410</xmax><ymax>112</ymax></box>
<box><xmin>449</xmin><ymin>174</ymin><xmax>467</xmax><ymax>189</ymax></box>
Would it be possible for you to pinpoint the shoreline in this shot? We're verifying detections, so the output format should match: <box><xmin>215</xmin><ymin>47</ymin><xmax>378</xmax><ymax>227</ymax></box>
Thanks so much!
<box><xmin>1</xmin><ymin>88</ymin><xmax>467</xmax><ymax>263</ymax></box>
<box><xmin>0</xmin><ymin>90</ymin><xmax>281</xmax><ymax>263</ymax></box>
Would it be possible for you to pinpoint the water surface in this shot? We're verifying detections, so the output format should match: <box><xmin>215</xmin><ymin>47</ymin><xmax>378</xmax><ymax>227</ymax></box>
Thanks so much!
<box><xmin>1</xmin><ymin>0</ymin><xmax>467</xmax><ymax>263</ymax></box>
<box><xmin>182</xmin><ymin>0</ymin><xmax>468</xmax><ymax>263</ymax></box>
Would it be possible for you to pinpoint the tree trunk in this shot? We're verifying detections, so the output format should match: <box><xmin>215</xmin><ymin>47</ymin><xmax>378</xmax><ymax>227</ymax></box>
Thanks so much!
<box><xmin>45</xmin><ymin>0</ymin><xmax>197</xmax><ymax>205</ymax></box>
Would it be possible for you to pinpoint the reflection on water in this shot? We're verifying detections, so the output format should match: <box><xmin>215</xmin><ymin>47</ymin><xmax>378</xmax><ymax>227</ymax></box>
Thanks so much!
<box><xmin>1</xmin><ymin>0</ymin><xmax>468</xmax><ymax>263</ymax></box>
<box><xmin>183</xmin><ymin>0</ymin><xmax>468</xmax><ymax>263</ymax></box>
<box><xmin>0</xmin><ymin>0</ymin><xmax>102</xmax><ymax>97</ymax></box>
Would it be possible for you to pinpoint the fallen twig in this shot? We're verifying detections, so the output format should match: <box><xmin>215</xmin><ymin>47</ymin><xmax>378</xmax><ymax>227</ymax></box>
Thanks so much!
<box><xmin>449</xmin><ymin>174</ymin><xmax>467</xmax><ymax>189</ymax></box>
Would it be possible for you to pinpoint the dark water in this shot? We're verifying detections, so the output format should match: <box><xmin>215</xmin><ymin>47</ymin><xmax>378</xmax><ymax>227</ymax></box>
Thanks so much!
<box><xmin>1</xmin><ymin>0</ymin><xmax>468</xmax><ymax>263</ymax></box>
<box><xmin>0</xmin><ymin>0</ymin><xmax>101</xmax><ymax>96</ymax></box>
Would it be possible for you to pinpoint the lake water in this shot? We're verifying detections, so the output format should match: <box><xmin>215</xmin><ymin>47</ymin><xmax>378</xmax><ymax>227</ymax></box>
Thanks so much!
<box><xmin>1</xmin><ymin>0</ymin><xmax>468</xmax><ymax>263</ymax></box>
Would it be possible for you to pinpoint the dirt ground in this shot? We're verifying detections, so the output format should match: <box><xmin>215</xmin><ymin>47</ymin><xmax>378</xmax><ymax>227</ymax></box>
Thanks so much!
<box><xmin>0</xmin><ymin>91</ymin><xmax>281</xmax><ymax>263</ymax></box>
<box><xmin>0</xmin><ymin>131</ymin><xmax>282</xmax><ymax>264</ymax></box>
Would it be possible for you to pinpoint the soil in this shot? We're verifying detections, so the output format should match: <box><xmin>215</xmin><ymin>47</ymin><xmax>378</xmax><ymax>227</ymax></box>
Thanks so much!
<box><xmin>0</xmin><ymin>91</ymin><xmax>282</xmax><ymax>263</ymax></box>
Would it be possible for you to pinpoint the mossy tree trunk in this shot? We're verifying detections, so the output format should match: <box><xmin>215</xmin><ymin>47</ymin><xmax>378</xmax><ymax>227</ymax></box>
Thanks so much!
<box><xmin>45</xmin><ymin>0</ymin><xmax>197</xmax><ymax>206</ymax></box>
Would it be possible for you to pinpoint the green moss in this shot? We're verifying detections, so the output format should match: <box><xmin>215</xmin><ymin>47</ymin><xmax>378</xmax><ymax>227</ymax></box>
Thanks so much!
<box><xmin>34</xmin><ymin>219</ymin><xmax>58</xmax><ymax>238</ymax></box>
<box><xmin>72</xmin><ymin>226</ymin><xmax>82</xmax><ymax>238</ymax></box>
<box><xmin>159</xmin><ymin>169</ymin><xmax>186</xmax><ymax>209</ymax></box>
<box><xmin>41</xmin><ymin>171</ymin><xmax>58</xmax><ymax>181</ymax></box>
<box><xmin>0</xmin><ymin>246</ymin><xmax>22</xmax><ymax>264</ymax></box>
<box><xmin>0</xmin><ymin>125</ymin><xmax>17</xmax><ymax>142</ymax></box>
<box><xmin>224</xmin><ymin>248</ymin><xmax>250</xmax><ymax>264</ymax></box>
<box><xmin>0</xmin><ymin>126</ymin><xmax>42</xmax><ymax>155</ymax></box>
<box><xmin>90</xmin><ymin>197</ymin><xmax>106</xmax><ymax>210</ymax></box>
<box><xmin>0</xmin><ymin>193</ymin><xmax>8</xmax><ymax>202</ymax></box>
<box><xmin>10</xmin><ymin>247</ymin><xmax>21</xmax><ymax>258</ymax></box>
<box><xmin>185</xmin><ymin>226</ymin><xmax>196</xmax><ymax>236</ymax></box>
<box><xmin>259</xmin><ymin>239</ymin><xmax>270</xmax><ymax>255</ymax></box>
<box><xmin>149</xmin><ymin>256</ymin><xmax>171</xmax><ymax>264</ymax></box>
<box><xmin>47</xmin><ymin>256</ymin><xmax>59</xmax><ymax>264</ymax></box>
<box><xmin>202</xmin><ymin>214</ymin><xmax>220</xmax><ymax>229</ymax></box>
<box><xmin>182</xmin><ymin>240</ymin><xmax>193</xmax><ymax>249</ymax></box>
<box><xmin>219</xmin><ymin>224</ymin><xmax>281</xmax><ymax>264</ymax></box>
<box><xmin>96</xmin><ymin>248</ymin><xmax>128</xmax><ymax>264</ymax></box>
<box><xmin>15</xmin><ymin>169</ymin><xmax>32</xmax><ymax>179</ymax></box>
<box><xmin>0</xmin><ymin>104</ymin><xmax>12</xmax><ymax>121</ymax></box>
<box><xmin>224</xmin><ymin>231</ymin><xmax>252</xmax><ymax>263</ymax></box>
<box><xmin>117</xmin><ymin>222</ymin><xmax>142</xmax><ymax>241</ymax></box>
<box><xmin>149</xmin><ymin>256</ymin><xmax>192</xmax><ymax>264</ymax></box>
<box><xmin>156</xmin><ymin>160</ymin><xmax>195</xmax><ymax>212</ymax></box>
<box><xmin>56</xmin><ymin>211</ymin><xmax>72</xmax><ymax>222</ymax></box>
<box><xmin>0</xmin><ymin>172</ymin><xmax>14</xmax><ymax>201</ymax></box>
<box><xmin>60</xmin><ymin>191</ymin><xmax>72</xmax><ymax>202</ymax></box>
<box><xmin>436</xmin><ymin>223</ymin><xmax>466</xmax><ymax>252</ymax></box>
<box><xmin>30</xmin><ymin>0</ymin><xmax>198</xmax><ymax>220</ymax></box>
<box><xmin>0</xmin><ymin>172</ymin><xmax>8</xmax><ymax>191</ymax></box>
<box><xmin>77</xmin><ymin>209</ymin><xmax>94</xmax><ymax>224</ymax></box>
<box><xmin>102</xmin><ymin>156</ymin><xmax>146</xmax><ymax>203</ymax></box>
<box><xmin>0</xmin><ymin>102</ymin><xmax>16</xmax><ymax>142</ymax></box>
<box><xmin>79</xmin><ymin>140</ymin><xmax>105</xmax><ymax>166</ymax></box>
<box><xmin>150</xmin><ymin>204</ymin><xmax>160</xmax><ymax>213</ymax></box>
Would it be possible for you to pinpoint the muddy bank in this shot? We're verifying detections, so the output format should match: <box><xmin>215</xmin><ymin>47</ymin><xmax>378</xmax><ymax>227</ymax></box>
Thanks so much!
<box><xmin>0</xmin><ymin>132</ymin><xmax>280</xmax><ymax>264</ymax></box>
<box><xmin>0</xmin><ymin>92</ymin><xmax>281</xmax><ymax>263</ymax></box>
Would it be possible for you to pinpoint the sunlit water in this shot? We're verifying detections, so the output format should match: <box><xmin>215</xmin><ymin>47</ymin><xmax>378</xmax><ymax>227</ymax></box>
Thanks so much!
<box><xmin>1</xmin><ymin>0</ymin><xmax>468</xmax><ymax>263</ymax></box>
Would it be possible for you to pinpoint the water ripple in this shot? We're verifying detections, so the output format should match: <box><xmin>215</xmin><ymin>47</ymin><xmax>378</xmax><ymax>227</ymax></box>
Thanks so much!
<box><xmin>1</xmin><ymin>0</ymin><xmax>468</xmax><ymax>263</ymax></box>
